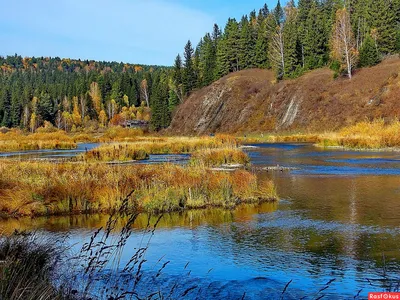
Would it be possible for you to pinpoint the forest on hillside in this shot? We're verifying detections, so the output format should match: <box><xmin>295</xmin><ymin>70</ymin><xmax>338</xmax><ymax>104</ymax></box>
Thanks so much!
<box><xmin>1</xmin><ymin>0</ymin><xmax>399</xmax><ymax>132</ymax></box>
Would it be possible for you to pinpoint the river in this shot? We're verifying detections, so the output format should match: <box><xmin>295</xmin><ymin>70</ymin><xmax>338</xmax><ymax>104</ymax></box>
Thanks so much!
<box><xmin>1</xmin><ymin>143</ymin><xmax>399</xmax><ymax>299</ymax></box>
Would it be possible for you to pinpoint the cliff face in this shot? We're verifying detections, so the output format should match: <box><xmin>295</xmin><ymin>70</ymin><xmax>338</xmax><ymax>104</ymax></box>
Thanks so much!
<box><xmin>168</xmin><ymin>57</ymin><xmax>400</xmax><ymax>135</ymax></box>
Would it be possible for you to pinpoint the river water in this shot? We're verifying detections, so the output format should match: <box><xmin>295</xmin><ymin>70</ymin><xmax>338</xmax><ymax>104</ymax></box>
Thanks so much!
<box><xmin>1</xmin><ymin>143</ymin><xmax>400</xmax><ymax>299</ymax></box>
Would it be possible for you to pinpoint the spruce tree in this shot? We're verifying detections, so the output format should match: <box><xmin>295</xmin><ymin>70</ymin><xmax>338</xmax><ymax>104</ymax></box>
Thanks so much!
<box><xmin>367</xmin><ymin>0</ymin><xmax>397</xmax><ymax>53</ymax></box>
<box><xmin>303</xmin><ymin>3</ymin><xmax>328</xmax><ymax>68</ymax></box>
<box><xmin>239</xmin><ymin>15</ymin><xmax>252</xmax><ymax>70</ymax></box>
<box><xmin>1</xmin><ymin>89</ymin><xmax>11</xmax><ymax>128</ymax></box>
<box><xmin>359</xmin><ymin>34</ymin><xmax>380</xmax><ymax>67</ymax></box>
<box><xmin>274</xmin><ymin>0</ymin><xmax>284</xmax><ymax>25</ymax></box>
<box><xmin>183</xmin><ymin>40</ymin><xmax>196</xmax><ymax>95</ymax></box>
<box><xmin>283</xmin><ymin>4</ymin><xmax>300</xmax><ymax>76</ymax></box>
<box><xmin>255</xmin><ymin>19</ymin><xmax>270</xmax><ymax>68</ymax></box>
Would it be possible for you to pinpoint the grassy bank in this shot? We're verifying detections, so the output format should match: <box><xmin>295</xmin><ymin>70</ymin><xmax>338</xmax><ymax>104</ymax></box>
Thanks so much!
<box><xmin>239</xmin><ymin>120</ymin><xmax>400</xmax><ymax>150</ymax></box>
<box><xmin>0</xmin><ymin>130</ymin><xmax>76</xmax><ymax>152</ymax></box>
<box><xmin>0</xmin><ymin>161</ymin><xmax>277</xmax><ymax>217</ymax></box>
<box><xmin>317</xmin><ymin>120</ymin><xmax>400</xmax><ymax>149</ymax></box>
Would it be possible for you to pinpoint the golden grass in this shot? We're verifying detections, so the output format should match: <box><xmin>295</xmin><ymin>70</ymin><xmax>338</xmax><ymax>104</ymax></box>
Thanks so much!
<box><xmin>237</xmin><ymin>119</ymin><xmax>400</xmax><ymax>150</ymax></box>
<box><xmin>0</xmin><ymin>161</ymin><xmax>277</xmax><ymax>217</ymax></box>
<box><xmin>189</xmin><ymin>148</ymin><xmax>250</xmax><ymax>167</ymax></box>
<box><xmin>0</xmin><ymin>129</ymin><xmax>77</xmax><ymax>152</ymax></box>
<box><xmin>318</xmin><ymin>119</ymin><xmax>400</xmax><ymax>149</ymax></box>
<box><xmin>82</xmin><ymin>135</ymin><xmax>240</xmax><ymax>162</ymax></box>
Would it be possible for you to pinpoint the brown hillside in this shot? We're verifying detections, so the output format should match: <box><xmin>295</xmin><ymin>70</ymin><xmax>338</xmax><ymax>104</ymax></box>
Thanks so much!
<box><xmin>168</xmin><ymin>56</ymin><xmax>400</xmax><ymax>134</ymax></box>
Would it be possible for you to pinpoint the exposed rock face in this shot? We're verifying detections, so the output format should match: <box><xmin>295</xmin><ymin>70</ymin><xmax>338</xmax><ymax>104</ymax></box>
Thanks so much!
<box><xmin>168</xmin><ymin>57</ymin><xmax>400</xmax><ymax>135</ymax></box>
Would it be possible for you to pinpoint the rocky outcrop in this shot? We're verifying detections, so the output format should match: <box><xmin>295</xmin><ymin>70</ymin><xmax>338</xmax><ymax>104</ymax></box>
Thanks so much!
<box><xmin>168</xmin><ymin>56</ymin><xmax>400</xmax><ymax>135</ymax></box>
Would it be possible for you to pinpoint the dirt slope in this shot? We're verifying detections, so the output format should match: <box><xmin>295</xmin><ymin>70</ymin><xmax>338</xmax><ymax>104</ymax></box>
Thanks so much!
<box><xmin>168</xmin><ymin>56</ymin><xmax>400</xmax><ymax>134</ymax></box>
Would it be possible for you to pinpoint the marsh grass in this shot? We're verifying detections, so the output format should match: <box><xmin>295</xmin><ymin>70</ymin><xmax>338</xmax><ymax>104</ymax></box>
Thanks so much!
<box><xmin>239</xmin><ymin>120</ymin><xmax>400</xmax><ymax>150</ymax></box>
<box><xmin>82</xmin><ymin>135</ymin><xmax>239</xmax><ymax>162</ymax></box>
<box><xmin>189</xmin><ymin>148</ymin><xmax>250</xmax><ymax>167</ymax></box>
<box><xmin>318</xmin><ymin>120</ymin><xmax>400</xmax><ymax>149</ymax></box>
<box><xmin>0</xmin><ymin>161</ymin><xmax>277</xmax><ymax>217</ymax></box>
<box><xmin>0</xmin><ymin>130</ymin><xmax>77</xmax><ymax>152</ymax></box>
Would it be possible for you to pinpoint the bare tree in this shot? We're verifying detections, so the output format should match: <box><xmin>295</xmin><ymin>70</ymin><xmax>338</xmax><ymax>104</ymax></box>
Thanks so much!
<box><xmin>80</xmin><ymin>96</ymin><xmax>87</xmax><ymax>123</ymax></box>
<box><xmin>332</xmin><ymin>8</ymin><xmax>358</xmax><ymax>79</ymax></box>
<box><xmin>267</xmin><ymin>15</ymin><xmax>285</xmax><ymax>79</ymax></box>
<box><xmin>140</xmin><ymin>79</ymin><xmax>150</xmax><ymax>107</ymax></box>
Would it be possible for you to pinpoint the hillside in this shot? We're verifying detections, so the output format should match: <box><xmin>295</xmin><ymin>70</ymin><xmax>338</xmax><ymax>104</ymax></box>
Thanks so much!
<box><xmin>168</xmin><ymin>57</ymin><xmax>400</xmax><ymax>135</ymax></box>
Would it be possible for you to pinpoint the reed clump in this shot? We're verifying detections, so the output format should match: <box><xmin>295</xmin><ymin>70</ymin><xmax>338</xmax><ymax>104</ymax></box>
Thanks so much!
<box><xmin>190</xmin><ymin>148</ymin><xmax>250</xmax><ymax>167</ymax></box>
<box><xmin>0</xmin><ymin>161</ymin><xmax>277</xmax><ymax>217</ymax></box>
<box><xmin>0</xmin><ymin>130</ymin><xmax>76</xmax><ymax>152</ymax></box>
<box><xmin>83</xmin><ymin>135</ymin><xmax>239</xmax><ymax>162</ymax></box>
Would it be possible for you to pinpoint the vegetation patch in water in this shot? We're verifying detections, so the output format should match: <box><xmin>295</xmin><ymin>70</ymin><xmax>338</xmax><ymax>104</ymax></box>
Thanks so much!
<box><xmin>82</xmin><ymin>135</ymin><xmax>240</xmax><ymax>162</ymax></box>
<box><xmin>0</xmin><ymin>161</ymin><xmax>277</xmax><ymax>217</ymax></box>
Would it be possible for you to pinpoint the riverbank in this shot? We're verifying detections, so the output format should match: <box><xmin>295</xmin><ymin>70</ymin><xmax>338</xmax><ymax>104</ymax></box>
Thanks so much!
<box><xmin>240</xmin><ymin>120</ymin><xmax>400</xmax><ymax>151</ymax></box>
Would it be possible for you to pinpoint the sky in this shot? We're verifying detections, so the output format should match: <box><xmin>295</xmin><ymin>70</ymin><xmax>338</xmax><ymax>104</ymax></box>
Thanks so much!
<box><xmin>0</xmin><ymin>0</ymin><xmax>279</xmax><ymax>66</ymax></box>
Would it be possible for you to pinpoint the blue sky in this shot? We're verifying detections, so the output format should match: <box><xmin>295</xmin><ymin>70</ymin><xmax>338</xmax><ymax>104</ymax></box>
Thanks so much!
<box><xmin>0</xmin><ymin>0</ymin><xmax>279</xmax><ymax>66</ymax></box>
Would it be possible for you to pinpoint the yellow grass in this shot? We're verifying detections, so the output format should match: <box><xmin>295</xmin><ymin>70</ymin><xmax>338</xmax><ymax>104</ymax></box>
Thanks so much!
<box><xmin>190</xmin><ymin>148</ymin><xmax>250</xmax><ymax>167</ymax></box>
<box><xmin>0</xmin><ymin>130</ymin><xmax>76</xmax><ymax>152</ymax></box>
<box><xmin>82</xmin><ymin>135</ymin><xmax>240</xmax><ymax>162</ymax></box>
<box><xmin>318</xmin><ymin>119</ymin><xmax>400</xmax><ymax>149</ymax></box>
<box><xmin>238</xmin><ymin>120</ymin><xmax>400</xmax><ymax>150</ymax></box>
<box><xmin>0</xmin><ymin>161</ymin><xmax>277</xmax><ymax>217</ymax></box>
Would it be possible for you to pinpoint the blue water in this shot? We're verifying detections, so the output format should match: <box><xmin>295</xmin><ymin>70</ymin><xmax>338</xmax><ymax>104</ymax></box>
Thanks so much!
<box><xmin>0</xmin><ymin>143</ymin><xmax>100</xmax><ymax>159</ymax></box>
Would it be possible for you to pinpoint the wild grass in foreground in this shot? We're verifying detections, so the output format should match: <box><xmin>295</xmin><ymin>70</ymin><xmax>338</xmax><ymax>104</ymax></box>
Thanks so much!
<box><xmin>0</xmin><ymin>130</ymin><xmax>76</xmax><ymax>152</ymax></box>
<box><xmin>0</xmin><ymin>232</ymin><xmax>71</xmax><ymax>300</ymax></box>
<box><xmin>0</xmin><ymin>161</ymin><xmax>276</xmax><ymax>217</ymax></box>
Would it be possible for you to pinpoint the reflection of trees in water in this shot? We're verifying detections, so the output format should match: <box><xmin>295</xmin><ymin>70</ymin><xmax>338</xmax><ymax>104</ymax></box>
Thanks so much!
<box><xmin>0</xmin><ymin>202</ymin><xmax>278</xmax><ymax>234</ymax></box>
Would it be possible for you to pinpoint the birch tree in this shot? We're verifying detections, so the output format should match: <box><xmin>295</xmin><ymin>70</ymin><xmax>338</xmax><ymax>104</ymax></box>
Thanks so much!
<box><xmin>332</xmin><ymin>8</ymin><xmax>358</xmax><ymax>79</ymax></box>
<box><xmin>267</xmin><ymin>14</ymin><xmax>285</xmax><ymax>79</ymax></box>
<box><xmin>140</xmin><ymin>79</ymin><xmax>150</xmax><ymax>107</ymax></box>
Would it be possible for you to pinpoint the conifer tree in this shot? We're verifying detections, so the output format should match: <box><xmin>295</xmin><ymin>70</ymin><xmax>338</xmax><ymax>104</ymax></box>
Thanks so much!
<box><xmin>303</xmin><ymin>3</ymin><xmax>328</xmax><ymax>68</ymax></box>
<box><xmin>274</xmin><ymin>0</ymin><xmax>284</xmax><ymax>25</ymax></box>
<box><xmin>283</xmin><ymin>3</ymin><xmax>300</xmax><ymax>76</ymax></box>
<box><xmin>1</xmin><ymin>89</ymin><xmax>11</xmax><ymax>128</ymax></box>
<box><xmin>367</xmin><ymin>0</ymin><xmax>397</xmax><ymax>53</ymax></box>
<box><xmin>255</xmin><ymin>19</ymin><xmax>270</xmax><ymax>68</ymax></box>
<box><xmin>359</xmin><ymin>34</ymin><xmax>380</xmax><ymax>67</ymax></box>
<box><xmin>183</xmin><ymin>40</ymin><xmax>196</xmax><ymax>95</ymax></box>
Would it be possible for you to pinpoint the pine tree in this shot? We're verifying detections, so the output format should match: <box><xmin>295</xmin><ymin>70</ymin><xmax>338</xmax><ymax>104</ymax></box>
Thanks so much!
<box><xmin>303</xmin><ymin>3</ymin><xmax>328</xmax><ymax>68</ymax></box>
<box><xmin>283</xmin><ymin>4</ymin><xmax>300</xmax><ymax>76</ymax></box>
<box><xmin>274</xmin><ymin>0</ymin><xmax>284</xmax><ymax>25</ymax></box>
<box><xmin>359</xmin><ymin>34</ymin><xmax>380</xmax><ymax>67</ymax></box>
<box><xmin>239</xmin><ymin>15</ymin><xmax>253</xmax><ymax>70</ymax></box>
<box><xmin>37</xmin><ymin>92</ymin><xmax>54</xmax><ymax>122</ymax></box>
<box><xmin>199</xmin><ymin>33</ymin><xmax>217</xmax><ymax>86</ymax></box>
<box><xmin>1</xmin><ymin>89</ymin><xmax>11</xmax><ymax>128</ymax></box>
<box><xmin>183</xmin><ymin>40</ymin><xmax>196</xmax><ymax>95</ymax></box>
<box><xmin>255</xmin><ymin>19</ymin><xmax>270</xmax><ymax>68</ymax></box>
<box><xmin>367</xmin><ymin>0</ymin><xmax>397</xmax><ymax>53</ymax></box>
<box><xmin>216</xmin><ymin>18</ymin><xmax>240</xmax><ymax>78</ymax></box>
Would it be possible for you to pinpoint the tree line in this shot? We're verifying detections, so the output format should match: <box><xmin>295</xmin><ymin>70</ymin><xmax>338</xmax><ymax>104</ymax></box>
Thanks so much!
<box><xmin>1</xmin><ymin>0</ymin><xmax>400</xmax><ymax>131</ymax></box>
